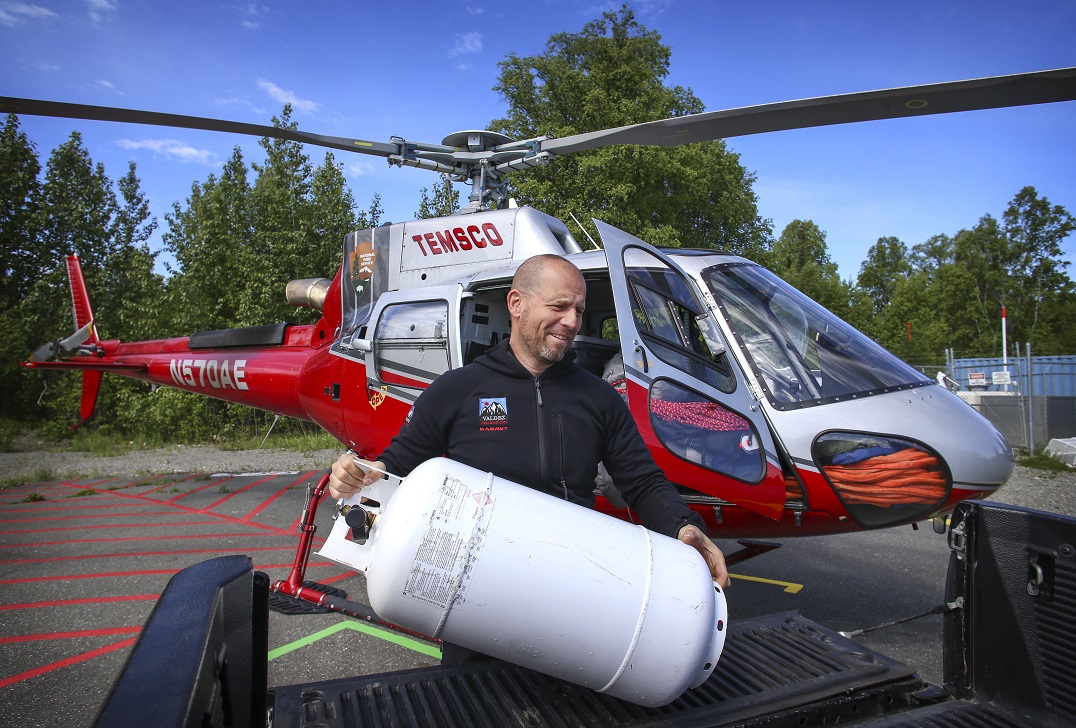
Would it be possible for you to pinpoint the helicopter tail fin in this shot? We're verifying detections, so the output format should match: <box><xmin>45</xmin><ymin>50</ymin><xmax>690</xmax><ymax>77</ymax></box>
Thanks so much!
<box><xmin>66</xmin><ymin>254</ymin><xmax>98</xmax><ymax>343</ymax></box>
<box><xmin>75</xmin><ymin>370</ymin><xmax>103</xmax><ymax>429</ymax></box>
<box><xmin>65</xmin><ymin>254</ymin><xmax>102</xmax><ymax>429</ymax></box>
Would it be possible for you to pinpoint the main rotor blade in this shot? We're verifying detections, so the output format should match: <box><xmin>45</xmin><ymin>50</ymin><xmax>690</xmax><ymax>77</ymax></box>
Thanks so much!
<box><xmin>541</xmin><ymin>67</ymin><xmax>1076</xmax><ymax>156</ymax></box>
<box><xmin>0</xmin><ymin>97</ymin><xmax>400</xmax><ymax>157</ymax></box>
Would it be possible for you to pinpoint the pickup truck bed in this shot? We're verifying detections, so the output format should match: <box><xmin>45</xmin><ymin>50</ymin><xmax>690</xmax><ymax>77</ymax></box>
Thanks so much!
<box><xmin>271</xmin><ymin>611</ymin><xmax>922</xmax><ymax>727</ymax></box>
<box><xmin>92</xmin><ymin>500</ymin><xmax>1076</xmax><ymax>727</ymax></box>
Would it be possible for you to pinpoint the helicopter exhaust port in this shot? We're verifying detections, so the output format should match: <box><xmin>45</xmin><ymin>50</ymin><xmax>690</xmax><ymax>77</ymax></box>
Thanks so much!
<box><xmin>286</xmin><ymin>277</ymin><xmax>331</xmax><ymax>312</ymax></box>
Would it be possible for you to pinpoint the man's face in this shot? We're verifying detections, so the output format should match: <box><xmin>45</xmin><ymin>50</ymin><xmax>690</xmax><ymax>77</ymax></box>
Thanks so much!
<box><xmin>512</xmin><ymin>264</ymin><xmax>586</xmax><ymax>370</ymax></box>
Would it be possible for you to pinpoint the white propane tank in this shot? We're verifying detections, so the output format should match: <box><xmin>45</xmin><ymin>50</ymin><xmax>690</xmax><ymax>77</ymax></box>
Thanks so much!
<box><xmin>317</xmin><ymin>457</ymin><xmax>727</xmax><ymax>707</ymax></box>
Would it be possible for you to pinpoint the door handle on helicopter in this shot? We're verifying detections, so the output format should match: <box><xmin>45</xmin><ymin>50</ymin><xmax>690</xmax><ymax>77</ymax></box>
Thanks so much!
<box><xmin>633</xmin><ymin>342</ymin><xmax>649</xmax><ymax>374</ymax></box>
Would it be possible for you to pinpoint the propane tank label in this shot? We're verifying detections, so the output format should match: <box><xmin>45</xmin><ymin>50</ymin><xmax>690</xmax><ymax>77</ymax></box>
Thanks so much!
<box><xmin>402</xmin><ymin>475</ymin><xmax>494</xmax><ymax>610</ymax></box>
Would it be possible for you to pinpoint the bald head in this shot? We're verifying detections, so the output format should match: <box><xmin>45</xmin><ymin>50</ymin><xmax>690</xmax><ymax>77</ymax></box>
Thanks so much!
<box><xmin>506</xmin><ymin>255</ymin><xmax>586</xmax><ymax>377</ymax></box>
<box><xmin>511</xmin><ymin>254</ymin><xmax>584</xmax><ymax>297</ymax></box>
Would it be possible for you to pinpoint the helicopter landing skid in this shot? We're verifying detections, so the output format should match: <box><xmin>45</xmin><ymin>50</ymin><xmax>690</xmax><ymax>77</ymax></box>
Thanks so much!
<box><xmin>724</xmin><ymin>539</ymin><xmax>782</xmax><ymax>566</ymax></box>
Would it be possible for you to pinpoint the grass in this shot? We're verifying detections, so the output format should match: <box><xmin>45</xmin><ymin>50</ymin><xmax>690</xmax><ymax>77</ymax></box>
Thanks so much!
<box><xmin>66</xmin><ymin>489</ymin><xmax>98</xmax><ymax>498</ymax></box>
<box><xmin>0</xmin><ymin>466</ymin><xmax>58</xmax><ymax>490</ymax></box>
<box><xmin>219</xmin><ymin>430</ymin><xmax>340</xmax><ymax>453</ymax></box>
<box><xmin>1018</xmin><ymin>448</ymin><xmax>1073</xmax><ymax>473</ymax></box>
<box><xmin>0</xmin><ymin>418</ymin><xmax>21</xmax><ymax>451</ymax></box>
<box><xmin>20</xmin><ymin>492</ymin><xmax>46</xmax><ymax>503</ymax></box>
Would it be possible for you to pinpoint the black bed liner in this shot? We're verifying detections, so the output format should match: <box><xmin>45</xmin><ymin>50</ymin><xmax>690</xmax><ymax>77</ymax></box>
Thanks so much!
<box><xmin>270</xmin><ymin>611</ymin><xmax>920</xmax><ymax>727</ymax></box>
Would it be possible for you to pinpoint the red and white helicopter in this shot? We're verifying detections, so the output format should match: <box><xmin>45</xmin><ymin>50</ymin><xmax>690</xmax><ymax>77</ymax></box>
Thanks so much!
<box><xmin>8</xmin><ymin>67</ymin><xmax>1075</xmax><ymax>609</ymax></box>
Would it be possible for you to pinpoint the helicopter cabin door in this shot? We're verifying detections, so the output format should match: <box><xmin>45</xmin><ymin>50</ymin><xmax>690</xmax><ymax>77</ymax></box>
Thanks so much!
<box><xmin>337</xmin><ymin>284</ymin><xmax>464</xmax><ymax>453</ymax></box>
<box><xmin>598</xmin><ymin>220</ymin><xmax>786</xmax><ymax>520</ymax></box>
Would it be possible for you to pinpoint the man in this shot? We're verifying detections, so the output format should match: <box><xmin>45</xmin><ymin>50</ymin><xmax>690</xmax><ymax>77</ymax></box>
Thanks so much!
<box><xmin>330</xmin><ymin>253</ymin><xmax>729</xmax><ymax>587</ymax></box>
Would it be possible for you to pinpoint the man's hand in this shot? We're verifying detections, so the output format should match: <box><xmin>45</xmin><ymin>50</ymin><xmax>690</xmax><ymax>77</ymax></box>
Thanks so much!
<box><xmin>328</xmin><ymin>453</ymin><xmax>385</xmax><ymax>500</ymax></box>
<box><xmin>678</xmin><ymin>523</ymin><xmax>730</xmax><ymax>589</ymax></box>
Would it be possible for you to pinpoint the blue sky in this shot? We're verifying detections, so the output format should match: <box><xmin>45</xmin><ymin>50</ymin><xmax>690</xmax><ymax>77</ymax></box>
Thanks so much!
<box><xmin>2</xmin><ymin>0</ymin><xmax>1073</xmax><ymax>281</ymax></box>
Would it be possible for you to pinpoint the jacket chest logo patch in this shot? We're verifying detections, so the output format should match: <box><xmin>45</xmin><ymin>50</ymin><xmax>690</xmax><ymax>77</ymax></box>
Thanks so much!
<box><xmin>479</xmin><ymin>397</ymin><xmax>508</xmax><ymax>431</ymax></box>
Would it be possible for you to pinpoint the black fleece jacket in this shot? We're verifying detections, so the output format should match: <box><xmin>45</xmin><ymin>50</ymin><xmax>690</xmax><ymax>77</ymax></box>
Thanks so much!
<box><xmin>378</xmin><ymin>340</ymin><xmax>705</xmax><ymax>539</ymax></box>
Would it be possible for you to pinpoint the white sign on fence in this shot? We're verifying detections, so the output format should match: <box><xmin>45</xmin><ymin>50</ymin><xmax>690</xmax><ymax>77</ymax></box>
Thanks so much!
<box><xmin>992</xmin><ymin>370</ymin><xmax>1011</xmax><ymax>385</ymax></box>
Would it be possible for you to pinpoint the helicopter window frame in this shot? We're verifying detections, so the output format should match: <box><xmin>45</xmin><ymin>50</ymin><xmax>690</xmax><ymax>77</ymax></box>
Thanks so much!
<box><xmin>370</xmin><ymin>298</ymin><xmax>454</xmax><ymax>390</ymax></box>
<box><xmin>623</xmin><ymin>254</ymin><xmax>735</xmax><ymax>395</ymax></box>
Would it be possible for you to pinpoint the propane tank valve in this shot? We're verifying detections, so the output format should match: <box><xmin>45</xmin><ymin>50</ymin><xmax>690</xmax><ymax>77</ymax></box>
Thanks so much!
<box><xmin>342</xmin><ymin>505</ymin><xmax>373</xmax><ymax>541</ymax></box>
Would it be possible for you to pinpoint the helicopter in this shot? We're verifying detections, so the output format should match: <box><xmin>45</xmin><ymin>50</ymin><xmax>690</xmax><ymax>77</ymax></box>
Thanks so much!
<box><xmin>8</xmin><ymin>67</ymin><xmax>1075</xmax><ymax>552</ymax></box>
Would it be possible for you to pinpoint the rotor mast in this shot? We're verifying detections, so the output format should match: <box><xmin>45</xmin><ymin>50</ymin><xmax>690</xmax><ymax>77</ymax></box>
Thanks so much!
<box><xmin>386</xmin><ymin>129</ymin><xmax>553</xmax><ymax>212</ymax></box>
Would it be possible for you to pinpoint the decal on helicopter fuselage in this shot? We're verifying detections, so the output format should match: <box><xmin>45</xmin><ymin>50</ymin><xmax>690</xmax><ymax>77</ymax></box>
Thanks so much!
<box><xmin>410</xmin><ymin>222</ymin><xmax>504</xmax><ymax>257</ymax></box>
<box><xmin>169</xmin><ymin>358</ymin><xmax>248</xmax><ymax>391</ymax></box>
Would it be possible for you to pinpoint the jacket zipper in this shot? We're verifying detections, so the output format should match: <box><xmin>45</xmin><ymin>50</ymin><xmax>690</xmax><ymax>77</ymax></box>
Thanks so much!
<box><xmin>534</xmin><ymin>378</ymin><xmax>547</xmax><ymax>490</ymax></box>
<box><xmin>557</xmin><ymin>413</ymin><xmax>568</xmax><ymax>500</ymax></box>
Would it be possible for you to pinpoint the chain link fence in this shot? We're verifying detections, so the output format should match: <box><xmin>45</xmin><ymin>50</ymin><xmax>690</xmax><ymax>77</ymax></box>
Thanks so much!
<box><xmin>928</xmin><ymin>355</ymin><xmax>1076</xmax><ymax>452</ymax></box>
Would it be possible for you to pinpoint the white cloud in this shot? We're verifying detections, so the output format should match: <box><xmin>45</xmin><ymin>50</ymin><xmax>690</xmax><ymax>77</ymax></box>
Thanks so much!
<box><xmin>94</xmin><ymin>79</ymin><xmax>116</xmax><ymax>90</ymax></box>
<box><xmin>116</xmin><ymin>138</ymin><xmax>220</xmax><ymax>166</ymax></box>
<box><xmin>37</xmin><ymin>61</ymin><xmax>60</xmax><ymax>71</ymax></box>
<box><xmin>241</xmin><ymin>19</ymin><xmax>258</xmax><ymax>29</ymax></box>
<box><xmin>86</xmin><ymin>0</ymin><xmax>118</xmax><ymax>23</ymax></box>
<box><xmin>347</xmin><ymin>161</ymin><xmax>376</xmax><ymax>178</ymax></box>
<box><xmin>448</xmin><ymin>31</ymin><xmax>482</xmax><ymax>57</ymax></box>
<box><xmin>0</xmin><ymin>2</ymin><xmax>58</xmax><ymax>26</ymax></box>
<box><xmin>256</xmin><ymin>78</ymin><xmax>319</xmax><ymax>114</ymax></box>
<box><xmin>215</xmin><ymin>96</ymin><xmax>268</xmax><ymax>117</ymax></box>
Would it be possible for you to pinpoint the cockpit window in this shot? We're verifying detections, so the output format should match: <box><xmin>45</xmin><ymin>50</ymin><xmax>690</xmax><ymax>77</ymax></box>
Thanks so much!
<box><xmin>704</xmin><ymin>263</ymin><xmax>930</xmax><ymax>409</ymax></box>
<box><xmin>625</xmin><ymin>247</ymin><xmax>734</xmax><ymax>393</ymax></box>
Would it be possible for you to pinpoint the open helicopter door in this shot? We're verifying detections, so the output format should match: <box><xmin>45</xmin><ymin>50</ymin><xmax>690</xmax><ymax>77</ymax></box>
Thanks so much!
<box><xmin>598</xmin><ymin>221</ymin><xmax>786</xmax><ymax>520</ymax></box>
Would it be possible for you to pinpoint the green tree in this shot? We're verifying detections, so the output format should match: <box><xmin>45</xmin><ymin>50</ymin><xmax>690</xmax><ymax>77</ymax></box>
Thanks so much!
<box><xmin>310</xmin><ymin>152</ymin><xmax>360</xmax><ymax>274</ymax></box>
<box><xmin>242</xmin><ymin>105</ymin><xmax>316</xmax><ymax>326</ymax></box>
<box><xmin>415</xmin><ymin>175</ymin><xmax>460</xmax><ymax>219</ymax></box>
<box><xmin>857</xmin><ymin>236</ymin><xmax>911</xmax><ymax>315</ymax></box>
<box><xmin>9</xmin><ymin>132</ymin><xmax>119</xmax><ymax>426</ymax></box>
<box><xmin>0</xmin><ymin>114</ymin><xmax>41</xmax><ymax>310</ymax></box>
<box><xmin>770</xmin><ymin>220</ymin><xmax>850</xmax><ymax>312</ymax></box>
<box><xmin>101</xmin><ymin>162</ymin><xmax>163</xmax><ymax>342</ymax></box>
<box><xmin>35</xmin><ymin>132</ymin><xmax>117</xmax><ymax>282</ymax></box>
<box><xmin>1001</xmin><ymin>186</ymin><xmax>1075</xmax><ymax>350</ymax></box>
<box><xmin>164</xmin><ymin>147</ymin><xmax>252</xmax><ymax>334</ymax></box>
<box><xmin>909</xmin><ymin>234</ymin><xmax>954</xmax><ymax>277</ymax></box>
<box><xmin>489</xmin><ymin>5</ymin><xmax>772</xmax><ymax>258</ymax></box>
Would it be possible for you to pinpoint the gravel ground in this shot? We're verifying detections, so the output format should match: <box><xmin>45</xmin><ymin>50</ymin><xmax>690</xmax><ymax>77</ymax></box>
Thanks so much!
<box><xmin>2</xmin><ymin>444</ymin><xmax>1073</xmax><ymax>516</ymax></box>
<box><xmin>0</xmin><ymin>444</ymin><xmax>342</xmax><ymax>480</ymax></box>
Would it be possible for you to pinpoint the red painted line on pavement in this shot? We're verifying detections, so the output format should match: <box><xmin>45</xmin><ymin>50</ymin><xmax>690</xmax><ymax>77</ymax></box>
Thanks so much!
<box><xmin>7</xmin><ymin>480</ymin><xmax>301</xmax><ymax>537</ymax></box>
<box><xmin>0</xmin><ymin>561</ymin><xmax>331</xmax><ymax>586</ymax></box>
<box><xmin>318</xmin><ymin>570</ymin><xmax>357</xmax><ymax>585</ymax></box>
<box><xmin>0</xmin><ymin>636</ymin><xmax>138</xmax><ymax>689</ymax></box>
<box><xmin>242</xmin><ymin>472</ymin><xmax>314</xmax><ymax>523</ymax></box>
<box><xmin>0</xmin><ymin>626</ymin><xmax>141</xmax><ymax>645</ymax></box>
<box><xmin>0</xmin><ymin>501</ymin><xmax>161</xmax><ymax>513</ymax></box>
<box><xmin>0</xmin><ymin>545</ymin><xmax>292</xmax><ymax>565</ymax></box>
<box><xmin>0</xmin><ymin>595</ymin><xmax>159</xmax><ymax>611</ymax></box>
<box><xmin>0</xmin><ymin>510</ymin><xmax>179</xmax><ymax>524</ymax></box>
<box><xmin>4</xmin><ymin>520</ymin><xmax>230</xmax><ymax>535</ymax></box>
<box><xmin>0</xmin><ymin>532</ymin><xmax>309</xmax><ymax>548</ymax></box>
<box><xmin>202</xmin><ymin>474</ymin><xmax>279</xmax><ymax>512</ymax></box>
<box><xmin>0</xmin><ymin>569</ymin><xmax>183</xmax><ymax>585</ymax></box>
<box><xmin>164</xmin><ymin>476</ymin><xmax>234</xmax><ymax>504</ymax></box>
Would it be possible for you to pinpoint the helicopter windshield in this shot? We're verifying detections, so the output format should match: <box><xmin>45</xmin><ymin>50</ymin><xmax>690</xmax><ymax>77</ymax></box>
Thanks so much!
<box><xmin>703</xmin><ymin>263</ymin><xmax>931</xmax><ymax>410</ymax></box>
